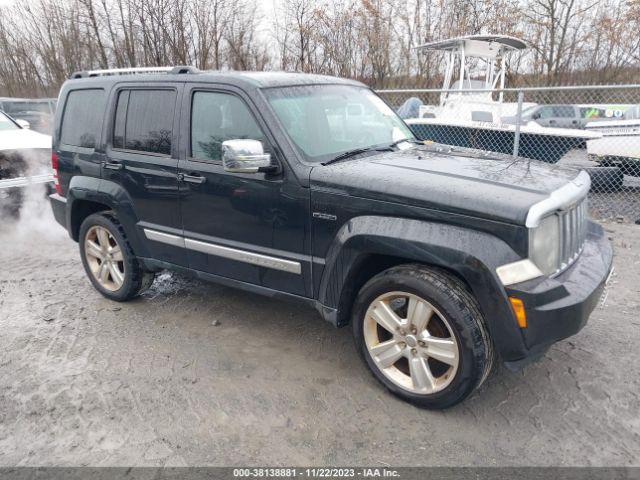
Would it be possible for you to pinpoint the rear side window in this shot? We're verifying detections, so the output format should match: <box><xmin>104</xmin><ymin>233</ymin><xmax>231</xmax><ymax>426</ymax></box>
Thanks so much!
<box><xmin>60</xmin><ymin>89</ymin><xmax>105</xmax><ymax>148</ymax></box>
<box><xmin>113</xmin><ymin>89</ymin><xmax>176</xmax><ymax>155</ymax></box>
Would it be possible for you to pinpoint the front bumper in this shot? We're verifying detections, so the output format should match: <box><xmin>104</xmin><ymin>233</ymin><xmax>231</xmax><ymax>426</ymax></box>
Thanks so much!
<box><xmin>504</xmin><ymin>221</ymin><xmax>613</xmax><ymax>368</ymax></box>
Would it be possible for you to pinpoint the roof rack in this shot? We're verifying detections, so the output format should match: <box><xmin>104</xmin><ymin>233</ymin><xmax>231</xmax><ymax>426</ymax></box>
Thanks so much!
<box><xmin>69</xmin><ymin>65</ymin><xmax>200</xmax><ymax>79</ymax></box>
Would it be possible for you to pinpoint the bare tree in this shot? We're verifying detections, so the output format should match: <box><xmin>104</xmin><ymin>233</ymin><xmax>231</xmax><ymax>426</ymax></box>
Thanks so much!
<box><xmin>0</xmin><ymin>0</ymin><xmax>638</xmax><ymax>98</ymax></box>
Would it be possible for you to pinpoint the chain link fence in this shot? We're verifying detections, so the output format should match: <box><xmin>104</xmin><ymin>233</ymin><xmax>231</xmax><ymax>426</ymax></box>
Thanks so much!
<box><xmin>378</xmin><ymin>85</ymin><xmax>640</xmax><ymax>223</ymax></box>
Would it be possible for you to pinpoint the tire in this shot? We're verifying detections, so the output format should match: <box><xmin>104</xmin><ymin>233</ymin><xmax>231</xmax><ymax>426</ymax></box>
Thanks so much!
<box><xmin>78</xmin><ymin>212</ymin><xmax>155</xmax><ymax>301</ymax></box>
<box><xmin>586</xmin><ymin>166</ymin><xmax>623</xmax><ymax>193</ymax></box>
<box><xmin>352</xmin><ymin>264</ymin><xmax>494</xmax><ymax>409</ymax></box>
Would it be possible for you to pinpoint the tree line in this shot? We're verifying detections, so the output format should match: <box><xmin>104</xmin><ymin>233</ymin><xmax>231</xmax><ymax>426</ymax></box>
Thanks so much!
<box><xmin>0</xmin><ymin>0</ymin><xmax>639</xmax><ymax>97</ymax></box>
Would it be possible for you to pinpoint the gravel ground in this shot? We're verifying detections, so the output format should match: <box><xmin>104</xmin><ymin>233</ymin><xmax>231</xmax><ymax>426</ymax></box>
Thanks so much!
<box><xmin>0</xmin><ymin>193</ymin><xmax>639</xmax><ymax>467</ymax></box>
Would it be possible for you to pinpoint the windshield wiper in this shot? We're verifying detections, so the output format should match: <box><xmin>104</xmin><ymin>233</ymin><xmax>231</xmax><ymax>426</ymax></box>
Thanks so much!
<box><xmin>321</xmin><ymin>139</ymin><xmax>423</xmax><ymax>166</ymax></box>
<box><xmin>322</xmin><ymin>147</ymin><xmax>389</xmax><ymax>166</ymax></box>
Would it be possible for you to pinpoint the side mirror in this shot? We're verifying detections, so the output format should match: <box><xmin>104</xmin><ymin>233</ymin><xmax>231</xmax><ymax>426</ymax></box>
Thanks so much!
<box><xmin>532</xmin><ymin>112</ymin><xmax>541</xmax><ymax>120</ymax></box>
<box><xmin>16</xmin><ymin>119</ymin><xmax>30</xmax><ymax>129</ymax></box>
<box><xmin>222</xmin><ymin>139</ymin><xmax>272</xmax><ymax>174</ymax></box>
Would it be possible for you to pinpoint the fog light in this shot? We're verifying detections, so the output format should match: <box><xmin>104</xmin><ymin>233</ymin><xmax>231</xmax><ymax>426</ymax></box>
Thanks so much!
<box><xmin>509</xmin><ymin>297</ymin><xmax>527</xmax><ymax>328</ymax></box>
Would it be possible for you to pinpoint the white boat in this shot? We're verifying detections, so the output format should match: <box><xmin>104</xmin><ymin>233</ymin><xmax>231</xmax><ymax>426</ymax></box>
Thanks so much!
<box><xmin>403</xmin><ymin>35</ymin><xmax>600</xmax><ymax>163</ymax></box>
<box><xmin>586</xmin><ymin>110</ymin><xmax>640</xmax><ymax>175</ymax></box>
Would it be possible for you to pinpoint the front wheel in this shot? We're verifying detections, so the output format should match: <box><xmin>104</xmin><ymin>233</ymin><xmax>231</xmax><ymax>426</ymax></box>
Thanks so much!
<box><xmin>79</xmin><ymin>212</ymin><xmax>155</xmax><ymax>301</ymax></box>
<box><xmin>352</xmin><ymin>265</ymin><xmax>494</xmax><ymax>409</ymax></box>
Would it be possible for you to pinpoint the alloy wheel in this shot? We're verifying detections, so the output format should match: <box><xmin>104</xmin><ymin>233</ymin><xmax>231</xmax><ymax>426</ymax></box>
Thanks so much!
<box><xmin>363</xmin><ymin>291</ymin><xmax>459</xmax><ymax>394</ymax></box>
<box><xmin>84</xmin><ymin>225</ymin><xmax>125</xmax><ymax>292</ymax></box>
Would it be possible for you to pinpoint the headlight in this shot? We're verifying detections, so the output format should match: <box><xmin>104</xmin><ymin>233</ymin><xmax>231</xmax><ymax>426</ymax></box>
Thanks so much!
<box><xmin>529</xmin><ymin>214</ymin><xmax>560</xmax><ymax>275</ymax></box>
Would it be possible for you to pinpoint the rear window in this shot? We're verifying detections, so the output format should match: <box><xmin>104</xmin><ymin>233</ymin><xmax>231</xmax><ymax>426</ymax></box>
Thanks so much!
<box><xmin>60</xmin><ymin>89</ymin><xmax>106</xmax><ymax>148</ymax></box>
<box><xmin>113</xmin><ymin>89</ymin><xmax>176</xmax><ymax>155</ymax></box>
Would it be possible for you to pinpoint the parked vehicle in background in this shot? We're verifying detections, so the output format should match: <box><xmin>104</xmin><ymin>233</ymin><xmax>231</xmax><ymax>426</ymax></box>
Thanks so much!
<box><xmin>502</xmin><ymin>104</ymin><xmax>631</xmax><ymax>130</ymax></box>
<box><xmin>0</xmin><ymin>110</ymin><xmax>52</xmax><ymax>216</ymax></box>
<box><xmin>50</xmin><ymin>67</ymin><xmax>612</xmax><ymax>409</ymax></box>
<box><xmin>0</xmin><ymin>97</ymin><xmax>56</xmax><ymax>134</ymax></box>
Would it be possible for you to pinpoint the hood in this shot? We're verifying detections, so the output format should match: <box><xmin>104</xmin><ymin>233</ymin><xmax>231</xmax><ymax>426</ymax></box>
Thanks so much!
<box><xmin>309</xmin><ymin>146</ymin><xmax>581</xmax><ymax>225</ymax></box>
<box><xmin>0</xmin><ymin>128</ymin><xmax>51</xmax><ymax>151</ymax></box>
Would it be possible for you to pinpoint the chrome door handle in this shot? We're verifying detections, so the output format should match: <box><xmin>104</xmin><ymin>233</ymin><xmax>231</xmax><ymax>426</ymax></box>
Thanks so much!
<box><xmin>179</xmin><ymin>173</ymin><xmax>206</xmax><ymax>184</ymax></box>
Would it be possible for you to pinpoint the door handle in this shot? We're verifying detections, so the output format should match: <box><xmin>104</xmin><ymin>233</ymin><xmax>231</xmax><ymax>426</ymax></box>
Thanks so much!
<box><xmin>179</xmin><ymin>173</ymin><xmax>206</xmax><ymax>184</ymax></box>
<box><xmin>103</xmin><ymin>160</ymin><xmax>124</xmax><ymax>170</ymax></box>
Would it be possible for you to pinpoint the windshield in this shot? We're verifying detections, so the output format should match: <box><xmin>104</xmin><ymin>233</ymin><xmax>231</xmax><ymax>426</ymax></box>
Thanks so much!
<box><xmin>264</xmin><ymin>85</ymin><xmax>415</xmax><ymax>163</ymax></box>
<box><xmin>2</xmin><ymin>101</ymin><xmax>51</xmax><ymax>115</ymax></box>
<box><xmin>0</xmin><ymin>111</ymin><xmax>20</xmax><ymax>131</ymax></box>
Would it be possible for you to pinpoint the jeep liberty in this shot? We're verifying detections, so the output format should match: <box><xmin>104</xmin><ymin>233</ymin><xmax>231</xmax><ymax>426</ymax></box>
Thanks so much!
<box><xmin>49</xmin><ymin>67</ymin><xmax>613</xmax><ymax>409</ymax></box>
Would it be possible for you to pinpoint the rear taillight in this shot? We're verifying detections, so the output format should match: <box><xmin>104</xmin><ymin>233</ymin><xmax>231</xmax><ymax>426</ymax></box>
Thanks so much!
<box><xmin>51</xmin><ymin>152</ymin><xmax>62</xmax><ymax>195</ymax></box>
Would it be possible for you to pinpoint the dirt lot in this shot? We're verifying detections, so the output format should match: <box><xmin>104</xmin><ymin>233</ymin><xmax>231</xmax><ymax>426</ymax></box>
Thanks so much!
<box><xmin>0</xmin><ymin>191</ymin><xmax>639</xmax><ymax>467</ymax></box>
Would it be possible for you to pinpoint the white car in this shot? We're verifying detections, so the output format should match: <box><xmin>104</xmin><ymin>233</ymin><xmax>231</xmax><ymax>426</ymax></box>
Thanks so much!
<box><xmin>0</xmin><ymin>111</ymin><xmax>52</xmax><ymax>215</ymax></box>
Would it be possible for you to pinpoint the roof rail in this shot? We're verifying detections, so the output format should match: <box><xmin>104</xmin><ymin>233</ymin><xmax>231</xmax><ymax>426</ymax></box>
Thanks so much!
<box><xmin>69</xmin><ymin>65</ymin><xmax>200</xmax><ymax>79</ymax></box>
<box><xmin>169</xmin><ymin>66</ymin><xmax>200</xmax><ymax>75</ymax></box>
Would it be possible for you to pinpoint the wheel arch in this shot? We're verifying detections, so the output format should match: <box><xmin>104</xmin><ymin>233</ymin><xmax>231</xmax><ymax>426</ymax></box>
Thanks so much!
<box><xmin>66</xmin><ymin>176</ymin><xmax>148</xmax><ymax>257</ymax></box>
<box><xmin>317</xmin><ymin>216</ymin><xmax>529</xmax><ymax>361</ymax></box>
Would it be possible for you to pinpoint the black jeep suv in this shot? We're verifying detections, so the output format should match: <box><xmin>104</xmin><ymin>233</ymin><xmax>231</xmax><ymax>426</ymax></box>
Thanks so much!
<box><xmin>49</xmin><ymin>67</ymin><xmax>612</xmax><ymax>409</ymax></box>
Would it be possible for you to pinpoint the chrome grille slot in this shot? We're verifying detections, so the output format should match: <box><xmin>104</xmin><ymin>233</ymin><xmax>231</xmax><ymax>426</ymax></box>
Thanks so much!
<box><xmin>557</xmin><ymin>197</ymin><xmax>588</xmax><ymax>274</ymax></box>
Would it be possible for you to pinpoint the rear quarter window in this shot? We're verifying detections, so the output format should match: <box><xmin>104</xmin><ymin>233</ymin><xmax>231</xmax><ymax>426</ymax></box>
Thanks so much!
<box><xmin>60</xmin><ymin>89</ymin><xmax>106</xmax><ymax>148</ymax></box>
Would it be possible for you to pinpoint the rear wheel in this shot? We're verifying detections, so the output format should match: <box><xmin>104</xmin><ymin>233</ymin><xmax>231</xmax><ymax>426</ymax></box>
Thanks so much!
<box><xmin>352</xmin><ymin>265</ymin><xmax>493</xmax><ymax>409</ymax></box>
<box><xmin>79</xmin><ymin>212</ymin><xmax>154</xmax><ymax>301</ymax></box>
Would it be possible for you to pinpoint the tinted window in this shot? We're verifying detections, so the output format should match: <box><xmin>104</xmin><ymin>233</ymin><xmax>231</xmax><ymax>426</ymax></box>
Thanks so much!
<box><xmin>60</xmin><ymin>89</ymin><xmax>105</xmax><ymax>148</ymax></box>
<box><xmin>114</xmin><ymin>89</ymin><xmax>176</xmax><ymax>155</ymax></box>
<box><xmin>191</xmin><ymin>91</ymin><xmax>265</xmax><ymax>161</ymax></box>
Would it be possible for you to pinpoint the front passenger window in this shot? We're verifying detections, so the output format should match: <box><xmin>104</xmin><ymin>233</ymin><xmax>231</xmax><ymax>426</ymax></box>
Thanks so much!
<box><xmin>191</xmin><ymin>92</ymin><xmax>266</xmax><ymax>162</ymax></box>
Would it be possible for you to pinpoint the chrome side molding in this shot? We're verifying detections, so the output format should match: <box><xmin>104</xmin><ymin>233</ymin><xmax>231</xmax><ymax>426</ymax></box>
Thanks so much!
<box><xmin>143</xmin><ymin>228</ymin><xmax>302</xmax><ymax>275</ymax></box>
<box><xmin>143</xmin><ymin>229</ymin><xmax>185</xmax><ymax>248</ymax></box>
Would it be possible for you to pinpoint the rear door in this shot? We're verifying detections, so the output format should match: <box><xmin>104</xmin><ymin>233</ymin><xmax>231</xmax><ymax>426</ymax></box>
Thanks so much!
<box><xmin>102</xmin><ymin>84</ymin><xmax>187</xmax><ymax>266</ymax></box>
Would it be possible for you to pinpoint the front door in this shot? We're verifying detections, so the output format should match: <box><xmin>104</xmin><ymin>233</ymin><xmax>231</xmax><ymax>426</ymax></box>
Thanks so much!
<box><xmin>177</xmin><ymin>86</ymin><xmax>311</xmax><ymax>297</ymax></box>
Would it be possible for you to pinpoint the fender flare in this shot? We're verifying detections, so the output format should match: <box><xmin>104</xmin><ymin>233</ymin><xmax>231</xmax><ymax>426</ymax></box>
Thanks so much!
<box><xmin>66</xmin><ymin>176</ymin><xmax>149</xmax><ymax>257</ymax></box>
<box><xmin>318</xmin><ymin>216</ymin><xmax>528</xmax><ymax>360</ymax></box>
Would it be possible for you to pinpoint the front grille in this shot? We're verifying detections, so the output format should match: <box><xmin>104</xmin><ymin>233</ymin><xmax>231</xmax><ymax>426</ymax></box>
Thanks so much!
<box><xmin>557</xmin><ymin>197</ymin><xmax>588</xmax><ymax>273</ymax></box>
